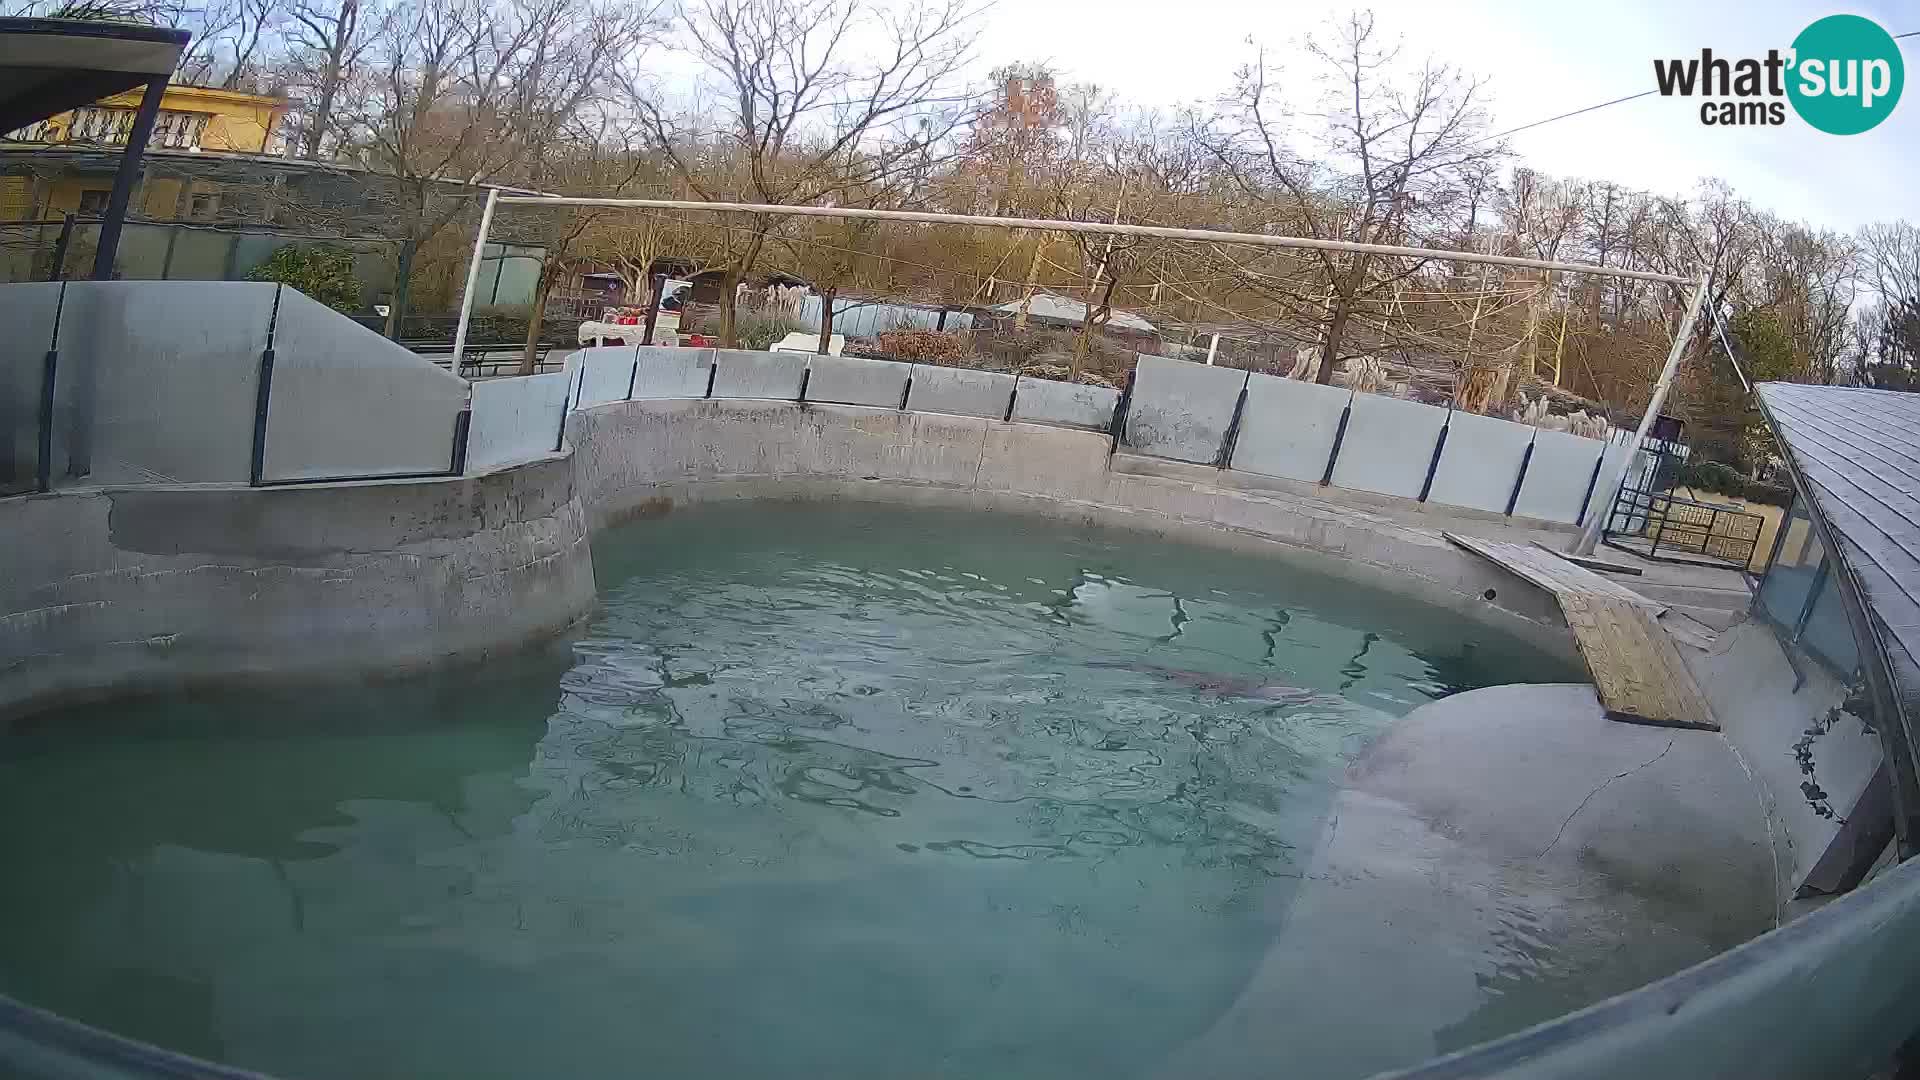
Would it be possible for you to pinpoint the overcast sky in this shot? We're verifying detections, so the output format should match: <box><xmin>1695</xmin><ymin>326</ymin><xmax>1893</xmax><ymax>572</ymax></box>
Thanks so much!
<box><xmin>964</xmin><ymin>0</ymin><xmax>1917</xmax><ymax>234</ymax></box>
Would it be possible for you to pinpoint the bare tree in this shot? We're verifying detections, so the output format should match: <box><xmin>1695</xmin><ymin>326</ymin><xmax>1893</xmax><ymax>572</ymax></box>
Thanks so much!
<box><xmin>633</xmin><ymin>0</ymin><xmax>983</xmax><ymax>346</ymax></box>
<box><xmin>283</xmin><ymin>0</ymin><xmax>385</xmax><ymax>158</ymax></box>
<box><xmin>341</xmin><ymin>0</ymin><xmax>657</xmax><ymax>335</ymax></box>
<box><xmin>1209</xmin><ymin>13</ymin><xmax>1503</xmax><ymax>384</ymax></box>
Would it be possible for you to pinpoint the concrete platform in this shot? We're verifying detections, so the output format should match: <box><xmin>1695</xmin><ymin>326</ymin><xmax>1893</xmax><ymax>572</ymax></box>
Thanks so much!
<box><xmin>1159</xmin><ymin>683</ymin><xmax>1775</xmax><ymax>1080</ymax></box>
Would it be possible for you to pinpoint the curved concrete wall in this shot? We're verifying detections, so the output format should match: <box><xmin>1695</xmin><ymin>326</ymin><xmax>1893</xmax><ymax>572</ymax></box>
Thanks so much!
<box><xmin>565</xmin><ymin>397</ymin><xmax>1576</xmax><ymax>655</ymax></box>
<box><xmin>0</xmin><ymin>454</ymin><xmax>594</xmax><ymax>720</ymax></box>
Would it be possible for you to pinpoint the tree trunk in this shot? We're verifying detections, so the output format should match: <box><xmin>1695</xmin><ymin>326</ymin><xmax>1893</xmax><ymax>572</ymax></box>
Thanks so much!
<box><xmin>1073</xmin><ymin>275</ymin><xmax>1118</xmax><ymax>378</ymax></box>
<box><xmin>718</xmin><ymin>268</ymin><xmax>741</xmax><ymax>348</ymax></box>
<box><xmin>816</xmin><ymin>285</ymin><xmax>836</xmax><ymax>355</ymax></box>
<box><xmin>519</xmin><ymin>263</ymin><xmax>555</xmax><ymax>375</ymax></box>
<box><xmin>1317</xmin><ymin>293</ymin><xmax>1353</xmax><ymax>386</ymax></box>
<box><xmin>385</xmin><ymin>237</ymin><xmax>417</xmax><ymax>340</ymax></box>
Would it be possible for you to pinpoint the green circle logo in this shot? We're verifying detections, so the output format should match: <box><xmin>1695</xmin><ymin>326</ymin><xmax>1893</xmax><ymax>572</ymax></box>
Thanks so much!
<box><xmin>1787</xmin><ymin>14</ymin><xmax>1904</xmax><ymax>134</ymax></box>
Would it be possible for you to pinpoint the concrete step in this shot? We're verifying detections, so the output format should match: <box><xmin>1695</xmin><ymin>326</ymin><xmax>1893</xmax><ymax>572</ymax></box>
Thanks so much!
<box><xmin>1630</xmin><ymin>580</ymin><xmax>1752</xmax><ymax>612</ymax></box>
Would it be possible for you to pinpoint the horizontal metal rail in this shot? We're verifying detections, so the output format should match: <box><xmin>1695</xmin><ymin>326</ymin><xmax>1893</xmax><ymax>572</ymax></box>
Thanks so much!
<box><xmin>489</xmin><ymin>196</ymin><xmax>1693</xmax><ymax>286</ymax></box>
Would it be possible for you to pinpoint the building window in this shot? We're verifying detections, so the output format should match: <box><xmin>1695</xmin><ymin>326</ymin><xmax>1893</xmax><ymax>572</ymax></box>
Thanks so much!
<box><xmin>76</xmin><ymin>189</ymin><xmax>111</xmax><ymax>216</ymax></box>
<box><xmin>189</xmin><ymin>191</ymin><xmax>219</xmax><ymax>220</ymax></box>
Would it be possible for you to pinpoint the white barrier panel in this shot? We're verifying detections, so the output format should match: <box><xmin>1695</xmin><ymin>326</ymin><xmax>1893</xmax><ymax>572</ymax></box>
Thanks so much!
<box><xmin>54</xmin><ymin>280</ymin><xmax>272</xmax><ymax>485</ymax></box>
<box><xmin>1329</xmin><ymin>392</ymin><xmax>1450</xmax><ymax>499</ymax></box>
<box><xmin>1513</xmin><ymin>428</ymin><xmax>1608</xmax><ymax>524</ymax></box>
<box><xmin>806</xmin><ymin>355</ymin><xmax>912</xmax><ymax>407</ymax></box>
<box><xmin>574</xmin><ymin>346</ymin><xmax>639</xmax><ymax>408</ymax></box>
<box><xmin>1229</xmin><ymin>373</ymin><xmax>1351</xmax><ymax>482</ymax></box>
<box><xmin>1010</xmin><ymin>377</ymin><xmax>1120</xmax><ymax>430</ymax></box>
<box><xmin>467</xmin><ymin>372</ymin><xmax>569</xmax><ymax>473</ymax></box>
<box><xmin>907</xmin><ymin>366</ymin><xmax>1014</xmax><ymax>419</ymax></box>
<box><xmin>711</xmin><ymin>350</ymin><xmax>808</xmax><ymax>400</ymax></box>
<box><xmin>631</xmin><ymin>347</ymin><xmax>715</xmax><ymax>399</ymax></box>
<box><xmin>1426</xmin><ymin>410</ymin><xmax>1536</xmax><ymax>514</ymax></box>
<box><xmin>1585</xmin><ymin>437</ymin><xmax>1643</xmax><ymax>528</ymax></box>
<box><xmin>1124</xmin><ymin>355</ymin><xmax>1247</xmax><ymax>464</ymax></box>
<box><xmin>262</xmin><ymin>288</ymin><xmax>469</xmax><ymax>482</ymax></box>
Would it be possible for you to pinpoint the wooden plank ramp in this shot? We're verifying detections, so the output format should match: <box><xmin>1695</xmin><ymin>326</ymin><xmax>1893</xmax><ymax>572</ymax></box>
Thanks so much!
<box><xmin>1445</xmin><ymin>533</ymin><xmax>1718</xmax><ymax>731</ymax></box>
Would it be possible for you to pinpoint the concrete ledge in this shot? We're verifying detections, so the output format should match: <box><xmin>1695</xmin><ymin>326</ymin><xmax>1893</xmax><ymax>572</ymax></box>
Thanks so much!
<box><xmin>1009</xmin><ymin>377</ymin><xmax>1119</xmax><ymax>430</ymax></box>
<box><xmin>0</xmin><ymin>454</ymin><xmax>596</xmax><ymax>720</ymax></box>
<box><xmin>804</xmin><ymin>354</ymin><xmax>912</xmax><ymax>407</ymax></box>
<box><xmin>1165</xmin><ymin>683</ymin><xmax>1775</xmax><ymax>1079</ymax></box>
<box><xmin>906</xmin><ymin>365</ymin><xmax>1015</xmax><ymax>419</ymax></box>
<box><xmin>711</xmin><ymin>349</ymin><xmax>807</xmax><ymax>400</ymax></box>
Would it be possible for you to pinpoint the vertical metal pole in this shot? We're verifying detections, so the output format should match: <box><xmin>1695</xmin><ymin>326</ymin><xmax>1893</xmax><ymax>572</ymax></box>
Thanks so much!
<box><xmin>1205</xmin><ymin>333</ymin><xmax>1220</xmax><ymax>365</ymax></box>
<box><xmin>1572</xmin><ymin>268</ymin><xmax>1711</xmax><ymax>555</ymax></box>
<box><xmin>92</xmin><ymin>76</ymin><xmax>166</xmax><ymax>280</ymax></box>
<box><xmin>452</xmin><ymin>187</ymin><xmax>500</xmax><ymax>372</ymax></box>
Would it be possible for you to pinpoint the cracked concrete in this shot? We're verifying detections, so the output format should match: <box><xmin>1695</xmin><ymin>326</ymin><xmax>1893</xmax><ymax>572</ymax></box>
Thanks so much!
<box><xmin>1</xmin><ymin>454</ymin><xmax>594</xmax><ymax>720</ymax></box>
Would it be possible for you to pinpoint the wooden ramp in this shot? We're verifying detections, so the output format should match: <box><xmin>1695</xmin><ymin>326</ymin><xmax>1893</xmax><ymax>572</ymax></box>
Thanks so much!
<box><xmin>1445</xmin><ymin>533</ymin><xmax>1718</xmax><ymax>731</ymax></box>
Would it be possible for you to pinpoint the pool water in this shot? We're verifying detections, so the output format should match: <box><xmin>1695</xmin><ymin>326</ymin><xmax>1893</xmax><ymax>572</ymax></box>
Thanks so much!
<box><xmin>0</xmin><ymin>502</ymin><xmax>1576</xmax><ymax>1080</ymax></box>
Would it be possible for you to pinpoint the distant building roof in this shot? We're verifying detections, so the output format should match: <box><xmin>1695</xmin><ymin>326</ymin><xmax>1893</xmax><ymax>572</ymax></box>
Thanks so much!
<box><xmin>0</xmin><ymin>17</ymin><xmax>187</xmax><ymax>133</ymax></box>
<box><xmin>989</xmin><ymin>292</ymin><xmax>1155</xmax><ymax>334</ymax></box>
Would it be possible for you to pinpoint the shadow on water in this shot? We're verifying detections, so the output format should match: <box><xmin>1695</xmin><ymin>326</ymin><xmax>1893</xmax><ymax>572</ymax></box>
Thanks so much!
<box><xmin>0</xmin><ymin>501</ymin><xmax>1581</xmax><ymax>1080</ymax></box>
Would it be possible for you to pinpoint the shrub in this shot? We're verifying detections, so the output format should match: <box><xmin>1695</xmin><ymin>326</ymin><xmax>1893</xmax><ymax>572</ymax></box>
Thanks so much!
<box><xmin>245</xmin><ymin>244</ymin><xmax>361</xmax><ymax>313</ymax></box>
<box><xmin>732</xmin><ymin>309</ymin><xmax>805</xmax><ymax>351</ymax></box>
<box><xmin>1678</xmin><ymin>459</ymin><xmax>1747</xmax><ymax>498</ymax></box>
<box><xmin>1744</xmin><ymin>479</ymin><xmax>1794</xmax><ymax>508</ymax></box>
<box><xmin>871</xmin><ymin>329</ymin><xmax>974</xmax><ymax>364</ymax></box>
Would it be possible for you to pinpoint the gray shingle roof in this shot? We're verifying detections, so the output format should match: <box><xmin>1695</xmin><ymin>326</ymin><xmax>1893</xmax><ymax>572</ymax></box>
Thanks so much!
<box><xmin>1757</xmin><ymin>382</ymin><xmax>1920</xmax><ymax>698</ymax></box>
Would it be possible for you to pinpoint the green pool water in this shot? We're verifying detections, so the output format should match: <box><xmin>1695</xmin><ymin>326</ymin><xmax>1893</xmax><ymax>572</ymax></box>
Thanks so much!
<box><xmin>0</xmin><ymin>502</ymin><xmax>1577</xmax><ymax>1080</ymax></box>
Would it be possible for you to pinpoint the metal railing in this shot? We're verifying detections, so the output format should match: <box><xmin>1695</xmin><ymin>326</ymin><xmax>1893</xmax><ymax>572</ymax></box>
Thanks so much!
<box><xmin>1604</xmin><ymin>484</ymin><xmax>1765</xmax><ymax>569</ymax></box>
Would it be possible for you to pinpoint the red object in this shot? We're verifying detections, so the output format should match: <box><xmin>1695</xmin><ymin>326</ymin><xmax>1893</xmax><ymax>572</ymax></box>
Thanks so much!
<box><xmin>687</xmin><ymin>334</ymin><xmax>717</xmax><ymax>347</ymax></box>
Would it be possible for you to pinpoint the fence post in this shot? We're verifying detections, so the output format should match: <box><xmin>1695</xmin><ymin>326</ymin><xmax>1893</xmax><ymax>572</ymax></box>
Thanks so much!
<box><xmin>1573</xmin><ymin>451</ymin><xmax>1608</xmax><ymax>529</ymax></box>
<box><xmin>1320</xmin><ymin>395</ymin><xmax>1354</xmax><ymax>486</ymax></box>
<box><xmin>1003</xmin><ymin>375</ymin><xmax>1019</xmax><ymax>422</ymax></box>
<box><xmin>1215</xmin><ymin>374</ymin><xmax>1251</xmax><ymax>469</ymax></box>
<box><xmin>641</xmin><ymin>272</ymin><xmax>666</xmax><ymax>346</ymax></box>
<box><xmin>899</xmin><ymin>371</ymin><xmax>913</xmax><ymax>411</ymax></box>
<box><xmin>449</xmin><ymin>409</ymin><xmax>471</xmax><ymax>475</ymax></box>
<box><xmin>249</xmin><ymin>287</ymin><xmax>284</xmax><ymax>486</ymax></box>
<box><xmin>1504</xmin><ymin>437</ymin><xmax>1536</xmax><ymax>516</ymax></box>
<box><xmin>35</xmin><ymin>282</ymin><xmax>65</xmax><ymax>492</ymax></box>
<box><xmin>1417</xmin><ymin>410</ymin><xmax>1451</xmax><ymax>502</ymax></box>
<box><xmin>1108</xmin><ymin>369</ymin><xmax>1135</xmax><ymax>454</ymax></box>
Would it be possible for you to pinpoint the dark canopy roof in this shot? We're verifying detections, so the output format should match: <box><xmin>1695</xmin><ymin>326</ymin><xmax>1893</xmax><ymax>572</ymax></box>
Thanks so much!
<box><xmin>0</xmin><ymin>17</ymin><xmax>187</xmax><ymax>133</ymax></box>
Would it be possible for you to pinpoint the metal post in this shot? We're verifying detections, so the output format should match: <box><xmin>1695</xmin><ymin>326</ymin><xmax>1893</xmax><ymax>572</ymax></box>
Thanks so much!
<box><xmin>451</xmin><ymin>186</ymin><xmax>500</xmax><ymax>372</ymax></box>
<box><xmin>1571</xmin><ymin>268</ymin><xmax>1712</xmax><ymax>555</ymax></box>
<box><xmin>92</xmin><ymin>77</ymin><xmax>166</xmax><ymax>281</ymax></box>
<box><xmin>1205</xmin><ymin>333</ymin><xmax>1220</xmax><ymax>365</ymax></box>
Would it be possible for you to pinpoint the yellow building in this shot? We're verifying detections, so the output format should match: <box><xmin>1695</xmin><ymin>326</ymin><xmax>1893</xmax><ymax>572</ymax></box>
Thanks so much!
<box><xmin>0</xmin><ymin>82</ymin><xmax>288</xmax><ymax>222</ymax></box>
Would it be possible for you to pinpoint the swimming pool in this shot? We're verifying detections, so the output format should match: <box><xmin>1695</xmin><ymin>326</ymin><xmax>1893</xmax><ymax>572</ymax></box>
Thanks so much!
<box><xmin>0</xmin><ymin>502</ymin><xmax>1579</xmax><ymax>1079</ymax></box>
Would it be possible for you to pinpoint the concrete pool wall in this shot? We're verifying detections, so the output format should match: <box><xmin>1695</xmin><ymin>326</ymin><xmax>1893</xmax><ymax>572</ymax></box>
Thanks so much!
<box><xmin>7</xmin><ymin>377</ymin><xmax>1920</xmax><ymax>1080</ymax></box>
<box><xmin>0</xmin><ymin>393</ymin><xmax>1581</xmax><ymax>720</ymax></box>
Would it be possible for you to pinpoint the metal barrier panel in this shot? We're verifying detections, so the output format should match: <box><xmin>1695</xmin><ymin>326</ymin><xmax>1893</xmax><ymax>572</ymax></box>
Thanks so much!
<box><xmin>466</xmin><ymin>372</ymin><xmax>570</xmax><ymax>473</ymax></box>
<box><xmin>1124</xmin><ymin>355</ymin><xmax>1247</xmax><ymax>464</ymax></box>
<box><xmin>1229</xmin><ymin>373</ymin><xmax>1351</xmax><ymax>482</ymax></box>
<box><xmin>804</xmin><ymin>355</ymin><xmax>912</xmax><ymax>407</ymax></box>
<box><xmin>261</xmin><ymin>288</ymin><xmax>468</xmax><ymax>482</ymax></box>
<box><xmin>1009</xmin><ymin>377</ymin><xmax>1120</xmax><ymax>430</ymax></box>
<box><xmin>710</xmin><ymin>350</ymin><xmax>808</xmax><ymax>400</ymax></box>
<box><xmin>0</xmin><ymin>284</ymin><xmax>60</xmax><ymax>495</ymax></box>
<box><xmin>1426</xmin><ymin>410</ymin><xmax>1536</xmax><ymax>514</ymax></box>
<box><xmin>631</xmin><ymin>348</ymin><xmax>715</xmax><ymax>399</ymax></box>
<box><xmin>1512</xmin><ymin>429</ymin><xmax>1606</xmax><ymax>524</ymax></box>
<box><xmin>906</xmin><ymin>366</ymin><xmax>1015</xmax><ymax>419</ymax></box>
<box><xmin>1329</xmin><ymin>392</ymin><xmax>1450</xmax><ymax>499</ymax></box>
<box><xmin>573</xmin><ymin>346</ymin><xmax>639</xmax><ymax>408</ymax></box>
<box><xmin>1588</xmin><ymin>438</ymin><xmax>1643</xmax><ymax>529</ymax></box>
<box><xmin>52</xmin><ymin>280</ymin><xmax>271</xmax><ymax>485</ymax></box>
